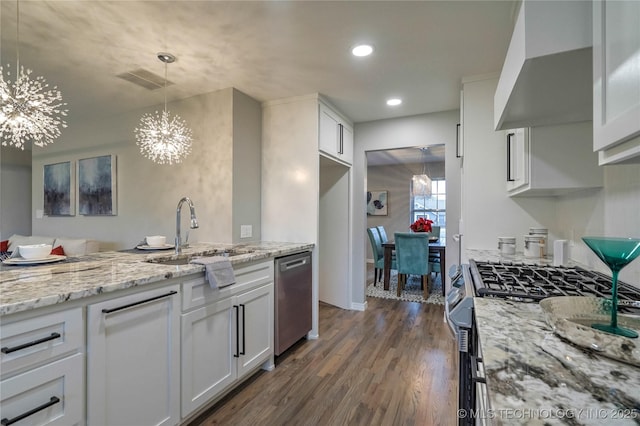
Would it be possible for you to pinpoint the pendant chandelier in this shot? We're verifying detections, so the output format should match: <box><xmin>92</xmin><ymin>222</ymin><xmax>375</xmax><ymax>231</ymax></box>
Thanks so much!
<box><xmin>412</xmin><ymin>147</ymin><xmax>432</xmax><ymax>197</ymax></box>
<box><xmin>0</xmin><ymin>0</ymin><xmax>68</xmax><ymax>150</ymax></box>
<box><xmin>134</xmin><ymin>53</ymin><xmax>193</xmax><ymax>165</ymax></box>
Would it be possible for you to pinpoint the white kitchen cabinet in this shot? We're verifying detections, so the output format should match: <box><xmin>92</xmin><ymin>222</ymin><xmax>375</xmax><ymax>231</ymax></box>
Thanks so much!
<box><xmin>1</xmin><ymin>353</ymin><xmax>84</xmax><ymax>426</ymax></box>
<box><xmin>494</xmin><ymin>0</ymin><xmax>592</xmax><ymax>130</ymax></box>
<box><xmin>181</xmin><ymin>294</ymin><xmax>235</xmax><ymax>417</ymax></box>
<box><xmin>319</xmin><ymin>101</ymin><xmax>353</xmax><ymax>165</ymax></box>
<box><xmin>180</xmin><ymin>261</ymin><xmax>274</xmax><ymax>419</ymax></box>
<box><xmin>593</xmin><ymin>0</ymin><xmax>640</xmax><ymax>164</ymax></box>
<box><xmin>506</xmin><ymin>121</ymin><xmax>603</xmax><ymax>197</ymax></box>
<box><xmin>0</xmin><ymin>308</ymin><xmax>84</xmax><ymax>426</ymax></box>
<box><xmin>87</xmin><ymin>285</ymin><xmax>180</xmax><ymax>426</ymax></box>
<box><xmin>235</xmin><ymin>283</ymin><xmax>273</xmax><ymax>378</ymax></box>
<box><xmin>505</xmin><ymin>128</ymin><xmax>529</xmax><ymax>193</ymax></box>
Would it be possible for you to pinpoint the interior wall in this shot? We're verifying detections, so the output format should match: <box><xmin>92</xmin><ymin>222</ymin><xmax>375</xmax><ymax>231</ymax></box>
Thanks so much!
<box><xmin>353</xmin><ymin>109</ymin><xmax>460</xmax><ymax>300</ymax></box>
<box><xmin>461</xmin><ymin>75</ymin><xmax>557</xmax><ymax>256</ymax></box>
<box><xmin>319</xmin><ymin>160</ymin><xmax>350</xmax><ymax>309</ymax></box>
<box><xmin>30</xmin><ymin>87</ymin><xmax>261</xmax><ymax>250</ymax></box>
<box><xmin>232</xmin><ymin>90</ymin><xmax>263</xmax><ymax>242</ymax></box>
<box><xmin>556</xmin><ymin>164</ymin><xmax>640</xmax><ymax>286</ymax></box>
<box><xmin>0</xmin><ymin>147</ymin><xmax>32</xmax><ymax>240</ymax></box>
<box><xmin>365</xmin><ymin>161</ymin><xmax>445</xmax><ymax>260</ymax></box>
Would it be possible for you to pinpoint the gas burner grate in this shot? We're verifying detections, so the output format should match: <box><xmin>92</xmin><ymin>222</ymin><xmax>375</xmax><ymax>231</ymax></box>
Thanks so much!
<box><xmin>470</xmin><ymin>260</ymin><xmax>640</xmax><ymax>307</ymax></box>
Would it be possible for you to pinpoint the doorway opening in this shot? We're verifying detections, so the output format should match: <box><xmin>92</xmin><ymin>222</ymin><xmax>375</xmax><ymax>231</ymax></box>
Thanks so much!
<box><xmin>365</xmin><ymin>144</ymin><xmax>446</xmax><ymax>247</ymax></box>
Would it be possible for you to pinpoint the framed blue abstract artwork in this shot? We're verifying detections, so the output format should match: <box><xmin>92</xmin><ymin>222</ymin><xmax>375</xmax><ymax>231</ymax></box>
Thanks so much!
<box><xmin>78</xmin><ymin>155</ymin><xmax>117</xmax><ymax>215</ymax></box>
<box><xmin>43</xmin><ymin>161</ymin><xmax>74</xmax><ymax>216</ymax></box>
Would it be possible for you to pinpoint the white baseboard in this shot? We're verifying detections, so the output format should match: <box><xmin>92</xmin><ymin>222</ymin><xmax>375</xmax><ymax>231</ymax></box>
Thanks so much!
<box><xmin>351</xmin><ymin>301</ymin><xmax>367</xmax><ymax>311</ymax></box>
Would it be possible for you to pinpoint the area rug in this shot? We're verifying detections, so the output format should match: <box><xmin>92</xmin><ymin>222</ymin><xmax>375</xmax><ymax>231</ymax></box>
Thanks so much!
<box><xmin>366</xmin><ymin>271</ymin><xmax>444</xmax><ymax>305</ymax></box>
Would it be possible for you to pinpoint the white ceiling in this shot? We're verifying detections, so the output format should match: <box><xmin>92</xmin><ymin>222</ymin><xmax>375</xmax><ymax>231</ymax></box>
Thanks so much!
<box><xmin>367</xmin><ymin>145</ymin><xmax>445</xmax><ymax>166</ymax></box>
<box><xmin>1</xmin><ymin>0</ymin><xmax>517</xmax><ymax>131</ymax></box>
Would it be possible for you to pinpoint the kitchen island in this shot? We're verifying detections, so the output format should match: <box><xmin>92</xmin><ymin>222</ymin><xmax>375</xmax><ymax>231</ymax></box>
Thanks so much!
<box><xmin>468</xmin><ymin>250</ymin><xmax>640</xmax><ymax>425</ymax></box>
<box><xmin>0</xmin><ymin>241</ymin><xmax>312</xmax><ymax>426</ymax></box>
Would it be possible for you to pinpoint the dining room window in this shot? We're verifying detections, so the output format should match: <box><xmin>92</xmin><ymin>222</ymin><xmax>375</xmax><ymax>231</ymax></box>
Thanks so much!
<box><xmin>410</xmin><ymin>179</ymin><xmax>446</xmax><ymax>238</ymax></box>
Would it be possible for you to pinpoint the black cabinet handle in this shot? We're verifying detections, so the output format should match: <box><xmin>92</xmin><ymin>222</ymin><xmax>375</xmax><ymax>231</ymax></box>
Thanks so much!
<box><xmin>338</xmin><ymin>123</ymin><xmax>344</xmax><ymax>154</ymax></box>
<box><xmin>1</xmin><ymin>396</ymin><xmax>60</xmax><ymax>425</ymax></box>
<box><xmin>102</xmin><ymin>291</ymin><xmax>177</xmax><ymax>314</ymax></box>
<box><xmin>240</xmin><ymin>304</ymin><xmax>246</xmax><ymax>356</ymax></box>
<box><xmin>506</xmin><ymin>132</ymin><xmax>515</xmax><ymax>182</ymax></box>
<box><xmin>1</xmin><ymin>332</ymin><xmax>61</xmax><ymax>354</ymax></box>
<box><xmin>233</xmin><ymin>305</ymin><xmax>239</xmax><ymax>358</ymax></box>
<box><xmin>456</xmin><ymin>123</ymin><xmax>461</xmax><ymax>158</ymax></box>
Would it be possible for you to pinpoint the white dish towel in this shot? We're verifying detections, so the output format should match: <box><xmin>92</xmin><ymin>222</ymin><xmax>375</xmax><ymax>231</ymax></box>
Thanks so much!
<box><xmin>190</xmin><ymin>256</ymin><xmax>236</xmax><ymax>289</ymax></box>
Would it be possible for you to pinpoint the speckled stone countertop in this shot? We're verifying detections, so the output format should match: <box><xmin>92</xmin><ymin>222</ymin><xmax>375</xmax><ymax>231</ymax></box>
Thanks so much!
<box><xmin>0</xmin><ymin>241</ymin><xmax>313</xmax><ymax>316</ymax></box>
<box><xmin>475</xmin><ymin>298</ymin><xmax>640</xmax><ymax>425</ymax></box>
<box><xmin>468</xmin><ymin>249</ymin><xmax>640</xmax><ymax>425</ymax></box>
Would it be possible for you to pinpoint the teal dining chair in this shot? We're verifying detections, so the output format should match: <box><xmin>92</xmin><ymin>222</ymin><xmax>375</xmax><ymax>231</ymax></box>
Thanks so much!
<box><xmin>367</xmin><ymin>227</ymin><xmax>396</xmax><ymax>285</ymax></box>
<box><xmin>376</xmin><ymin>226</ymin><xmax>389</xmax><ymax>243</ymax></box>
<box><xmin>394</xmin><ymin>232</ymin><xmax>431</xmax><ymax>298</ymax></box>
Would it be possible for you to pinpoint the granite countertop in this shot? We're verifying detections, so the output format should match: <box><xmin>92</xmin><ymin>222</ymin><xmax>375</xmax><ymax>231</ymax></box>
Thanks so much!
<box><xmin>468</xmin><ymin>249</ymin><xmax>640</xmax><ymax>425</ymax></box>
<box><xmin>475</xmin><ymin>298</ymin><xmax>640</xmax><ymax>425</ymax></box>
<box><xmin>0</xmin><ymin>241</ymin><xmax>313</xmax><ymax>316</ymax></box>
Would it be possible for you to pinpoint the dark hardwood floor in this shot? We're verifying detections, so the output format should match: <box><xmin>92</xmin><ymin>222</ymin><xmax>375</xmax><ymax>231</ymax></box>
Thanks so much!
<box><xmin>190</xmin><ymin>266</ymin><xmax>458</xmax><ymax>426</ymax></box>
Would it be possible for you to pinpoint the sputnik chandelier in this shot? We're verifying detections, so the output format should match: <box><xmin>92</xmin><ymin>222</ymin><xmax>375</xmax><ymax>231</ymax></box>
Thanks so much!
<box><xmin>134</xmin><ymin>53</ymin><xmax>193</xmax><ymax>165</ymax></box>
<box><xmin>0</xmin><ymin>0</ymin><xmax>68</xmax><ymax>150</ymax></box>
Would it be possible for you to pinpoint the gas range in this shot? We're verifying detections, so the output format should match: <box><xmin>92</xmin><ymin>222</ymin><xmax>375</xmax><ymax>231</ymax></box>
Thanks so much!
<box><xmin>469</xmin><ymin>259</ymin><xmax>640</xmax><ymax>305</ymax></box>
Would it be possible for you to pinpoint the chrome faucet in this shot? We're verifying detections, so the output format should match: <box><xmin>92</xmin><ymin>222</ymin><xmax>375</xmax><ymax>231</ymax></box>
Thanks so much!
<box><xmin>175</xmin><ymin>197</ymin><xmax>199</xmax><ymax>254</ymax></box>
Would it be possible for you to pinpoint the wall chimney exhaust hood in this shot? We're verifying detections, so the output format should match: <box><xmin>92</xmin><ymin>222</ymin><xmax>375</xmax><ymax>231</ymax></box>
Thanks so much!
<box><xmin>494</xmin><ymin>0</ymin><xmax>593</xmax><ymax>131</ymax></box>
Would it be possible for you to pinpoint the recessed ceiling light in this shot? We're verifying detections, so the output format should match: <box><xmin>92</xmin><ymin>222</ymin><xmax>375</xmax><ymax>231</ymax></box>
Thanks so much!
<box><xmin>386</xmin><ymin>98</ymin><xmax>402</xmax><ymax>106</ymax></box>
<box><xmin>352</xmin><ymin>44</ymin><xmax>374</xmax><ymax>57</ymax></box>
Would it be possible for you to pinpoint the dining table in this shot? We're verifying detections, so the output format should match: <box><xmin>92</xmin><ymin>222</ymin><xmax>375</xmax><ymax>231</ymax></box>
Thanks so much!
<box><xmin>382</xmin><ymin>238</ymin><xmax>446</xmax><ymax>296</ymax></box>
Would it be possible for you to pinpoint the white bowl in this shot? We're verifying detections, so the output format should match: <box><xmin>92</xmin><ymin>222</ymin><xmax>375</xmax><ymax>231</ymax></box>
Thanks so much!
<box><xmin>19</xmin><ymin>244</ymin><xmax>53</xmax><ymax>260</ymax></box>
<box><xmin>146</xmin><ymin>236</ymin><xmax>166</xmax><ymax>247</ymax></box>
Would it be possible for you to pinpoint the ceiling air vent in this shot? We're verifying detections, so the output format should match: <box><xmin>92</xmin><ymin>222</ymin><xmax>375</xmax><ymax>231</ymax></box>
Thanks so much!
<box><xmin>116</xmin><ymin>68</ymin><xmax>174</xmax><ymax>90</ymax></box>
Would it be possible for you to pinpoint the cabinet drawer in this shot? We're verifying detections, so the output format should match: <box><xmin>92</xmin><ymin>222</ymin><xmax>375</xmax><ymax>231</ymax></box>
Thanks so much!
<box><xmin>0</xmin><ymin>353</ymin><xmax>84</xmax><ymax>426</ymax></box>
<box><xmin>182</xmin><ymin>261</ymin><xmax>274</xmax><ymax>311</ymax></box>
<box><xmin>1</xmin><ymin>308</ymin><xmax>83</xmax><ymax>376</ymax></box>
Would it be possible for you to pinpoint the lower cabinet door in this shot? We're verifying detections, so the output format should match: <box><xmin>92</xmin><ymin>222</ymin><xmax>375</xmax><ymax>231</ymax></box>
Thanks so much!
<box><xmin>0</xmin><ymin>353</ymin><xmax>84</xmax><ymax>426</ymax></box>
<box><xmin>180</xmin><ymin>296</ymin><xmax>236</xmax><ymax>417</ymax></box>
<box><xmin>237</xmin><ymin>284</ymin><xmax>273</xmax><ymax>378</ymax></box>
<box><xmin>87</xmin><ymin>285</ymin><xmax>180</xmax><ymax>426</ymax></box>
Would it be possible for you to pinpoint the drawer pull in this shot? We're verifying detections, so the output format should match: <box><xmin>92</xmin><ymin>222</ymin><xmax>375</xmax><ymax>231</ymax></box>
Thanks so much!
<box><xmin>233</xmin><ymin>305</ymin><xmax>239</xmax><ymax>358</ymax></box>
<box><xmin>102</xmin><ymin>291</ymin><xmax>178</xmax><ymax>314</ymax></box>
<box><xmin>1</xmin><ymin>332</ymin><xmax>61</xmax><ymax>354</ymax></box>
<box><xmin>1</xmin><ymin>396</ymin><xmax>60</xmax><ymax>425</ymax></box>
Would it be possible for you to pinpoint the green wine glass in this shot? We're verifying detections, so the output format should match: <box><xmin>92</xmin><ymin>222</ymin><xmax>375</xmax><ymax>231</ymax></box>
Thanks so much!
<box><xmin>582</xmin><ymin>236</ymin><xmax>640</xmax><ymax>338</ymax></box>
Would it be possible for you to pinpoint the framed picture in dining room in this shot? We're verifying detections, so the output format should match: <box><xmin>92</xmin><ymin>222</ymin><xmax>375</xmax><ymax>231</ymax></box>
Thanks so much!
<box><xmin>78</xmin><ymin>155</ymin><xmax>117</xmax><ymax>215</ymax></box>
<box><xmin>367</xmin><ymin>190</ymin><xmax>388</xmax><ymax>216</ymax></box>
<box><xmin>43</xmin><ymin>161</ymin><xmax>75</xmax><ymax>216</ymax></box>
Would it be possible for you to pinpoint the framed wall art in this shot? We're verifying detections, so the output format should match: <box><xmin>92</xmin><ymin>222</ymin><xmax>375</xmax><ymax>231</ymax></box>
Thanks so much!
<box><xmin>78</xmin><ymin>155</ymin><xmax>117</xmax><ymax>215</ymax></box>
<box><xmin>367</xmin><ymin>190</ymin><xmax>388</xmax><ymax>216</ymax></box>
<box><xmin>43</xmin><ymin>161</ymin><xmax>75</xmax><ymax>216</ymax></box>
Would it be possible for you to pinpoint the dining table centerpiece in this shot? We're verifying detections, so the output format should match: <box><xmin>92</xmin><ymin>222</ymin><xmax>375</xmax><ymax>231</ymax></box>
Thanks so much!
<box><xmin>410</xmin><ymin>217</ymin><xmax>433</xmax><ymax>233</ymax></box>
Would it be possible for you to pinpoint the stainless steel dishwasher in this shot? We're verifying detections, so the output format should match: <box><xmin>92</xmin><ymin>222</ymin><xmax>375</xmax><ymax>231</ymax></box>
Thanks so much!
<box><xmin>274</xmin><ymin>251</ymin><xmax>312</xmax><ymax>356</ymax></box>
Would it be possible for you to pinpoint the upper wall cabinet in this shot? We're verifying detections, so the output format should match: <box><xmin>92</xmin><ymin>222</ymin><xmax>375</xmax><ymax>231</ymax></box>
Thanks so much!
<box><xmin>319</xmin><ymin>101</ymin><xmax>353</xmax><ymax>166</ymax></box>
<box><xmin>494</xmin><ymin>0</ymin><xmax>592</xmax><ymax>130</ymax></box>
<box><xmin>593</xmin><ymin>0</ymin><xmax>640</xmax><ymax>165</ymax></box>
<box><xmin>506</xmin><ymin>121</ymin><xmax>603</xmax><ymax>197</ymax></box>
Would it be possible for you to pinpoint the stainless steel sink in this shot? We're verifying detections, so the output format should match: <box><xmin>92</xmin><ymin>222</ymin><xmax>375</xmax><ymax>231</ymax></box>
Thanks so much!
<box><xmin>146</xmin><ymin>250</ymin><xmax>254</xmax><ymax>266</ymax></box>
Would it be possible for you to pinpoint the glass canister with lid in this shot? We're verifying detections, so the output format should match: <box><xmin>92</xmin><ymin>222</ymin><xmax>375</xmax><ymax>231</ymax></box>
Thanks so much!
<box><xmin>524</xmin><ymin>234</ymin><xmax>545</xmax><ymax>258</ymax></box>
<box><xmin>498</xmin><ymin>236</ymin><xmax>516</xmax><ymax>256</ymax></box>
<box><xmin>529</xmin><ymin>227</ymin><xmax>548</xmax><ymax>256</ymax></box>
